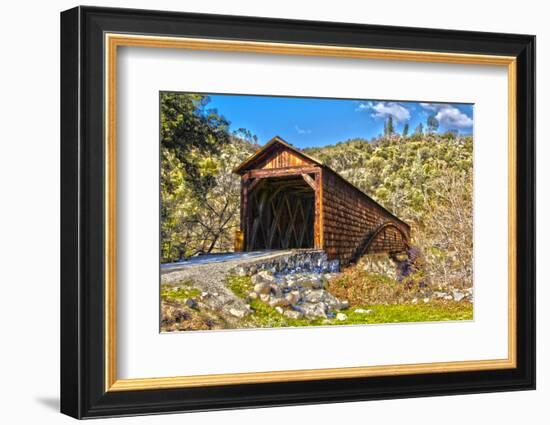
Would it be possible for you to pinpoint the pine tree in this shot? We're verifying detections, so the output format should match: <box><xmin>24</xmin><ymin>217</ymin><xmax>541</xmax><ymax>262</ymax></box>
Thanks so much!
<box><xmin>427</xmin><ymin>114</ymin><xmax>439</xmax><ymax>134</ymax></box>
<box><xmin>402</xmin><ymin>123</ymin><xmax>409</xmax><ymax>137</ymax></box>
<box><xmin>385</xmin><ymin>115</ymin><xmax>394</xmax><ymax>136</ymax></box>
<box><xmin>414</xmin><ymin>122</ymin><xmax>424</xmax><ymax>135</ymax></box>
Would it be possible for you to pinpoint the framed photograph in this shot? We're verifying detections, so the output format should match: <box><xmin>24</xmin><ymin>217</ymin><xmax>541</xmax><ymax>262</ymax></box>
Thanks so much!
<box><xmin>60</xmin><ymin>6</ymin><xmax>535</xmax><ymax>419</ymax></box>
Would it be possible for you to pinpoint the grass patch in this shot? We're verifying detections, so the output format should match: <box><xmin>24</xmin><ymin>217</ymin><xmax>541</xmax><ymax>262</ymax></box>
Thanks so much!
<box><xmin>227</xmin><ymin>275</ymin><xmax>252</xmax><ymax>299</ymax></box>
<box><xmin>334</xmin><ymin>302</ymin><xmax>473</xmax><ymax>325</ymax></box>
<box><xmin>161</xmin><ymin>282</ymin><xmax>201</xmax><ymax>302</ymax></box>
<box><xmin>227</xmin><ymin>274</ymin><xmax>472</xmax><ymax>329</ymax></box>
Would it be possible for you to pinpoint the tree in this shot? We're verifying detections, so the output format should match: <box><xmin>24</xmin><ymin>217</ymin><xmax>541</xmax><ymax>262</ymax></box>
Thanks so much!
<box><xmin>427</xmin><ymin>114</ymin><xmax>439</xmax><ymax>134</ymax></box>
<box><xmin>402</xmin><ymin>123</ymin><xmax>409</xmax><ymax>137</ymax></box>
<box><xmin>160</xmin><ymin>93</ymin><xmax>257</xmax><ymax>262</ymax></box>
<box><xmin>384</xmin><ymin>115</ymin><xmax>394</xmax><ymax>137</ymax></box>
<box><xmin>414</xmin><ymin>122</ymin><xmax>424</xmax><ymax>135</ymax></box>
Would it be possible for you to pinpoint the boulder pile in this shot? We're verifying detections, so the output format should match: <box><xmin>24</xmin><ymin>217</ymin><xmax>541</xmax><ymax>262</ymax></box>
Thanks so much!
<box><xmin>247</xmin><ymin>270</ymin><xmax>349</xmax><ymax>320</ymax></box>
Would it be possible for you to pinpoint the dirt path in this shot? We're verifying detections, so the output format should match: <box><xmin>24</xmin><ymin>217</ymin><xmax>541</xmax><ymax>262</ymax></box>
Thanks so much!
<box><xmin>161</xmin><ymin>250</ymin><xmax>295</xmax><ymax>320</ymax></box>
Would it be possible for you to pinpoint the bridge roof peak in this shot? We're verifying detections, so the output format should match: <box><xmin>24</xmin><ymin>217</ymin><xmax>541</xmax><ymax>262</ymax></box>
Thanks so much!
<box><xmin>233</xmin><ymin>136</ymin><xmax>323</xmax><ymax>175</ymax></box>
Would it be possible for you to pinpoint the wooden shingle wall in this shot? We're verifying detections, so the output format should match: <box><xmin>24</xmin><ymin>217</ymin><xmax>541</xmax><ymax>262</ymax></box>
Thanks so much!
<box><xmin>322</xmin><ymin>169</ymin><xmax>409</xmax><ymax>263</ymax></box>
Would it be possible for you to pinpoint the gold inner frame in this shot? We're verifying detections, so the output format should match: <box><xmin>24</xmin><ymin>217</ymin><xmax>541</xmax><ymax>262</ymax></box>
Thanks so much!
<box><xmin>104</xmin><ymin>33</ymin><xmax>517</xmax><ymax>392</ymax></box>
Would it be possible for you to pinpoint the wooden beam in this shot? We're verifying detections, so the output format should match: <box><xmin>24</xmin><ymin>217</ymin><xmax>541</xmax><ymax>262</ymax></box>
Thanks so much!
<box><xmin>246</xmin><ymin>166</ymin><xmax>319</xmax><ymax>179</ymax></box>
<box><xmin>247</xmin><ymin>177</ymin><xmax>263</xmax><ymax>193</ymax></box>
<box><xmin>301</xmin><ymin>173</ymin><xmax>317</xmax><ymax>190</ymax></box>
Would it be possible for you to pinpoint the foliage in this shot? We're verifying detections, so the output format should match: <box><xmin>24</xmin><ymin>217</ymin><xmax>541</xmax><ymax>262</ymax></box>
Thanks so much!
<box><xmin>305</xmin><ymin>133</ymin><xmax>473</xmax><ymax>289</ymax></box>
<box><xmin>160</xmin><ymin>93</ymin><xmax>257</xmax><ymax>262</ymax></box>
<box><xmin>327</xmin><ymin>265</ymin><xmax>427</xmax><ymax>306</ymax></box>
<box><xmin>427</xmin><ymin>113</ymin><xmax>439</xmax><ymax>134</ymax></box>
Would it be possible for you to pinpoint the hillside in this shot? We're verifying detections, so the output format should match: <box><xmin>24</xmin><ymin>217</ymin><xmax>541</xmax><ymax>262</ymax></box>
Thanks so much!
<box><xmin>305</xmin><ymin>134</ymin><xmax>473</xmax><ymax>289</ymax></box>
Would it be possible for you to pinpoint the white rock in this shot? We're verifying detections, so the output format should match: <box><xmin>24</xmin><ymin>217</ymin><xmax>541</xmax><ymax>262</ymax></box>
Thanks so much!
<box><xmin>354</xmin><ymin>308</ymin><xmax>373</xmax><ymax>314</ymax></box>
<box><xmin>336</xmin><ymin>313</ymin><xmax>347</xmax><ymax>321</ymax></box>
<box><xmin>452</xmin><ymin>290</ymin><xmax>465</xmax><ymax>302</ymax></box>
<box><xmin>423</xmin><ymin>297</ymin><xmax>430</xmax><ymax>303</ymax></box>
<box><xmin>229</xmin><ymin>308</ymin><xmax>247</xmax><ymax>318</ymax></box>
<box><xmin>259</xmin><ymin>293</ymin><xmax>270</xmax><ymax>302</ymax></box>
<box><xmin>248</xmin><ymin>291</ymin><xmax>258</xmax><ymax>300</ymax></box>
<box><xmin>275</xmin><ymin>306</ymin><xmax>284</xmax><ymax>314</ymax></box>
<box><xmin>299</xmin><ymin>302</ymin><xmax>327</xmax><ymax>319</ymax></box>
<box><xmin>284</xmin><ymin>310</ymin><xmax>304</xmax><ymax>319</ymax></box>
<box><xmin>252</xmin><ymin>270</ymin><xmax>276</xmax><ymax>285</ymax></box>
<box><xmin>411</xmin><ymin>298</ymin><xmax>418</xmax><ymax>304</ymax></box>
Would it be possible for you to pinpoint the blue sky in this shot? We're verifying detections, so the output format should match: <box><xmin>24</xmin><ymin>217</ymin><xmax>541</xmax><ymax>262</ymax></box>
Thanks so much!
<box><xmin>206</xmin><ymin>93</ymin><xmax>473</xmax><ymax>149</ymax></box>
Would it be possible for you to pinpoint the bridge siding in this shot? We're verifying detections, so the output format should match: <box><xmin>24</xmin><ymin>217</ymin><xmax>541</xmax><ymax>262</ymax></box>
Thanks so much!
<box><xmin>321</xmin><ymin>168</ymin><xmax>409</xmax><ymax>263</ymax></box>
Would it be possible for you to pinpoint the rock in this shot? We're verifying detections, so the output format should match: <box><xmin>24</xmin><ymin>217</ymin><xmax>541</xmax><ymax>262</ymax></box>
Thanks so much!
<box><xmin>248</xmin><ymin>291</ymin><xmax>258</xmax><ymax>300</ymax></box>
<box><xmin>275</xmin><ymin>306</ymin><xmax>284</xmax><ymax>315</ymax></box>
<box><xmin>185</xmin><ymin>298</ymin><xmax>199</xmax><ymax>310</ymax></box>
<box><xmin>270</xmin><ymin>284</ymin><xmax>283</xmax><ymax>298</ymax></box>
<box><xmin>298</xmin><ymin>274</ymin><xmax>326</xmax><ymax>289</ymax></box>
<box><xmin>233</xmin><ymin>266</ymin><xmax>247</xmax><ymax>277</ymax></box>
<box><xmin>423</xmin><ymin>297</ymin><xmax>430</xmax><ymax>303</ymax></box>
<box><xmin>252</xmin><ymin>270</ymin><xmax>276</xmax><ymax>285</ymax></box>
<box><xmin>328</xmin><ymin>260</ymin><xmax>340</xmax><ymax>273</ymax></box>
<box><xmin>444</xmin><ymin>295</ymin><xmax>453</xmax><ymax>301</ymax></box>
<box><xmin>452</xmin><ymin>290</ymin><xmax>465</xmax><ymax>302</ymax></box>
<box><xmin>433</xmin><ymin>291</ymin><xmax>447</xmax><ymax>299</ymax></box>
<box><xmin>336</xmin><ymin>313</ymin><xmax>347</xmax><ymax>321</ymax></box>
<box><xmin>229</xmin><ymin>308</ymin><xmax>247</xmax><ymax>318</ymax></box>
<box><xmin>284</xmin><ymin>276</ymin><xmax>297</xmax><ymax>289</ymax></box>
<box><xmin>253</xmin><ymin>282</ymin><xmax>271</xmax><ymax>295</ymax></box>
<box><xmin>285</xmin><ymin>291</ymin><xmax>301</xmax><ymax>305</ymax></box>
<box><xmin>324</xmin><ymin>293</ymin><xmax>343</xmax><ymax>309</ymax></box>
<box><xmin>411</xmin><ymin>297</ymin><xmax>418</xmax><ymax>304</ymax></box>
<box><xmin>299</xmin><ymin>302</ymin><xmax>327</xmax><ymax>319</ymax></box>
<box><xmin>284</xmin><ymin>310</ymin><xmax>304</xmax><ymax>319</ymax></box>
<box><xmin>259</xmin><ymin>293</ymin><xmax>270</xmax><ymax>302</ymax></box>
<box><xmin>304</xmin><ymin>289</ymin><xmax>326</xmax><ymax>303</ymax></box>
<box><xmin>340</xmin><ymin>300</ymin><xmax>350</xmax><ymax>310</ymax></box>
<box><xmin>354</xmin><ymin>308</ymin><xmax>373</xmax><ymax>314</ymax></box>
<box><xmin>269</xmin><ymin>297</ymin><xmax>290</xmax><ymax>308</ymax></box>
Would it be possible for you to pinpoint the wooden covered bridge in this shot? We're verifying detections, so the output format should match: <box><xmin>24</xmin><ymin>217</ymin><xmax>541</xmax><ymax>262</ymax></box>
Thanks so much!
<box><xmin>233</xmin><ymin>137</ymin><xmax>410</xmax><ymax>264</ymax></box>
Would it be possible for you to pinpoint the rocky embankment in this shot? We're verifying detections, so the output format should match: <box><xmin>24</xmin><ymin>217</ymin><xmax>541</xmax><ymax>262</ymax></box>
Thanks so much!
<box><xmin>245</xmin><ymin>269</ymin><xmax>348</xmax><ymax>320</ymax></box>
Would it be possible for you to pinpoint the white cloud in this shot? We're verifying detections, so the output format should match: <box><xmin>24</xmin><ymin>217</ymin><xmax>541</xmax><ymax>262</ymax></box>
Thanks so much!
<box><xmin>295</xmin><ymin>124</ymin><xmax>312</xmax><ymax>135</ymax></box>
<box><xmin>420</xmin><ymin>103</ymin><xmax>473</xmax><ymax>129</ymax></box>
<box><xmin>357</xmin><ymin>101</ymin><xmax>411</xmax><ymax>123</ymax></box>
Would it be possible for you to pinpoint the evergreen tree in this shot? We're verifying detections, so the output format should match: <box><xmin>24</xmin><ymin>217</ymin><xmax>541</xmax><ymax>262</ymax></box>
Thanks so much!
<box><xmin>384</xmin><ymin>115</ymin><xmax>394</xmax><ymax>136</ymax></box>
<box><xmin>427</xmin><ymin>114</ymin><xmax>439</xmax><ymax>134</ymax></box>
<box><xmin>402</xmin><ymin>123</ymin><xmax>409</xmax><ymax>137</ymax></box>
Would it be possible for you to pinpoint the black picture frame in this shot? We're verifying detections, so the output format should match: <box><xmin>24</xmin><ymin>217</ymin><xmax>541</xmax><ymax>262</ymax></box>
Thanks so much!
<box><xmin>61</xmin><ymin>5</ymin><xmax>535</xmax><ymax>419</ymax></box>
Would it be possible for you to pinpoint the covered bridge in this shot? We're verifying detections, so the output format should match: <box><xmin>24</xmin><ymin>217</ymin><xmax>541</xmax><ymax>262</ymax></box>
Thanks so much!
<box><xmin>233</xmin><ymin>136</ymin><xmax>410</xmax><ymax>264</ymax></box>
